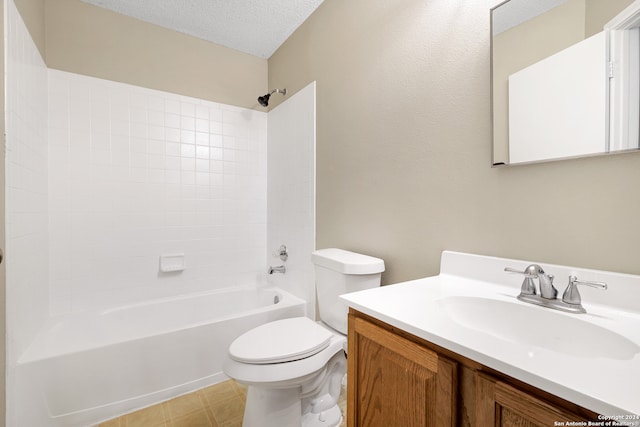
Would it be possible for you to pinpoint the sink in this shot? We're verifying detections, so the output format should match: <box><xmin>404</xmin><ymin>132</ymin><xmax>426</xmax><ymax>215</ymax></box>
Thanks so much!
<box><xmin>438</xmin><ymin>296</ymin><xmax>639</xmax><ymax>360</ymax></box>
<box><xmin>341</xmin><ymin>251</ymin><xmax>640</xmax><ymax>416</ymax></box>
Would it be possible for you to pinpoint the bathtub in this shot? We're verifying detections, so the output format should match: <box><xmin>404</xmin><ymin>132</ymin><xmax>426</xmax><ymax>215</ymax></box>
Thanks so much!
<box><xmin>16</xmin><ymin>286</ymin><xmax>306</xmax><ymax>426</ymax></box>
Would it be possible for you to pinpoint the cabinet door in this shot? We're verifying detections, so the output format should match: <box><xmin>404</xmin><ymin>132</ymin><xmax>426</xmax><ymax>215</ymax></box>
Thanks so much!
<box><xmin>347</xmin><ymin>315</ymin><xmax>456</xmax><ymax>427</ymax></box>
<box><xmin>476</xmin><ymin>373</ymin><xmax>590</xmax><ymax>427</ymax></box>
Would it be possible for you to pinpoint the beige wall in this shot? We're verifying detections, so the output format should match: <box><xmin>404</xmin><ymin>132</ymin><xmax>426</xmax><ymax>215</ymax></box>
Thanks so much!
<box><xmin>44</xmin><ymin>0</ymin><xmax>267</xmax><ymax>109</ymax></box>
<box><xmin>586</xmin><ymin>0</ymin><xmax>635</xmax><ymax>36</ymax></box>
<box><xmin>14</xmin><ymin>0</ymin><xmax>44</xmax><ymax>57</ymax></box>
<box><xmin>269</xmin><ymin>0</ymin><xmax>640</xmax><ymax>285</ymax></box>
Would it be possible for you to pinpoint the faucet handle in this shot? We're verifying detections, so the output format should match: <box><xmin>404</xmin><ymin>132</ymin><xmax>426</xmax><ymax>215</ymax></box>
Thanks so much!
<box><xmin>504</xmin><ymin>266</ymin><xmax>536</xmax><ymax>277</ymax></box>
<box><xmin>504</xmin><ymin>266</ymin><xmax>537</xmax><ymax>295</ymax></box>
<box><xmin>562</xmin><ymin>275</ymin><xmax>607</xmax><ymax>306</ymax></box>
<box><xmin>505</xmin><ymin>264</ymin><xmax>548</xmax><ymax>277</ymax></box>
<box><xmin>278</xmin><ymin>245</ymin><xmax>288</xmax><ymax>261</ymax></box>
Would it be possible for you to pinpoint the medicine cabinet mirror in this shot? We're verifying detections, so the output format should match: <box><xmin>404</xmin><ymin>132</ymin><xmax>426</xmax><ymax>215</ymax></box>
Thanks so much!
<box><xmin>491</xmin><ymin>0</ymin><xmax>640</xmax><ymax>166</ymax></box>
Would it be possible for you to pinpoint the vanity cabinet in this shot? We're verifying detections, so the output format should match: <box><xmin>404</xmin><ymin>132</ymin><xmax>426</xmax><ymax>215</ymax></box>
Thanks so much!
<box><xmin>347</xmin><ymin>309</ymin><xmax>599</xmax><ymax>427</ymax></box>
<box><xmin>347</xmin><ymin>311</ymin><xmax>456</xmax><ymax>426</ymax></box>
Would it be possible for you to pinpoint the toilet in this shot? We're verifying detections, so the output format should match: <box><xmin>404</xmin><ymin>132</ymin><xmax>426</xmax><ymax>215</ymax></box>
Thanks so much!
<box><xmin>223</xmin><ymin>248</ymin><xmax>385</xmax><ymax>427</ymax></box>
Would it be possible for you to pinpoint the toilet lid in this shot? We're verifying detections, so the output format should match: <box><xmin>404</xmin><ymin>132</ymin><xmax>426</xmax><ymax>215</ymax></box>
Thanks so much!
<box><xmin>229</xmin><ymin>317</ymin><xmax>333</xmax><ymax>364</ymax></box>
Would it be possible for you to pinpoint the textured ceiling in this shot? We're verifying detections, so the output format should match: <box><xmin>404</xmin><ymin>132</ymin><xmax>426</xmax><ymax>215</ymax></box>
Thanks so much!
<box><xmin>80</xmin><ymin>0</ymin><xmax>325</xmax><ymax>59</ymax></box>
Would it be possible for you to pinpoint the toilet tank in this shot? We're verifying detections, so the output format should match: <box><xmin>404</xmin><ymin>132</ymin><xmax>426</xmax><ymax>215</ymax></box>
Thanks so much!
<box><xmin>311</xmin><ymin>248</ymin><xmax>385</xmax><ymax>335</ymax></box>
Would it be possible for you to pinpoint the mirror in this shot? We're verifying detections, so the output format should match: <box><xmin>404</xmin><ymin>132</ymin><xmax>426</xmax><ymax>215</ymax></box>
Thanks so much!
<box><xmin>491</xmin><ymin>0</ymin><xmax>640</xmax><ymax>166</ymax></box>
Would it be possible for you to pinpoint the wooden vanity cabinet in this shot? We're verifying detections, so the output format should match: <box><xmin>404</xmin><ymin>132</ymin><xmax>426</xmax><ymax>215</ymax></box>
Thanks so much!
<box><xmin>347</xmin><ymin>311</ymin><xmax>457</xmax><ymax>426</ymax></box>
<box><xmin>347</xmin><ymin>309</ymin><xmax>599</xmax><ymax>427</ymax></box>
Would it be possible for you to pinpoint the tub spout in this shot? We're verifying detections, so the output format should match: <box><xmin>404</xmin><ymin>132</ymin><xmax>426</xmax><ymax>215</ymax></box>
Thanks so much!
<box><xmin>268</xmin><ymin>265</ymin><xmax>286</xmax><ymax>274</ymax></box>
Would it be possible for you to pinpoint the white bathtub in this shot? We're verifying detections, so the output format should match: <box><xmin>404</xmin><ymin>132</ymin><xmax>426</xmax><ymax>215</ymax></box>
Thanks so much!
<box><xmin>16</xmin><ymin>286</ymin><xmax>306</xmax><ymax>426</ymax></box>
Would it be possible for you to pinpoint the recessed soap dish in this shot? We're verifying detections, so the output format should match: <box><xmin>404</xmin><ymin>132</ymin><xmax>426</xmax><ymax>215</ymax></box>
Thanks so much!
<box><xmin>159</xmin><ymin>254</ymin><xmax>185</xmax><ymax>273</ymax></box>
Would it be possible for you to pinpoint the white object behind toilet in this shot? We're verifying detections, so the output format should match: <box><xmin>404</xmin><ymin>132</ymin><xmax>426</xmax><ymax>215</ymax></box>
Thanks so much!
<box><xmin>312</xmin><ymin>248</ymin><xmax>385</xmax><ymax>334</ymax></box>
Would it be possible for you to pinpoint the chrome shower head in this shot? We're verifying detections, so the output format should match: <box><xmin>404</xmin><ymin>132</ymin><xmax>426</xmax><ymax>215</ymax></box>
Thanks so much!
<box><xmin>257</xmin><ymin>88</ymin><xmax>286</xmax><ymax>107</ymax></box>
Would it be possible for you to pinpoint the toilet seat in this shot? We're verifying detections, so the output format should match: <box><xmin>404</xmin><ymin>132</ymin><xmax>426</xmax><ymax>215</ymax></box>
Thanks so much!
<box><xmin>224</xmin><ymin>333</ymin><xmax>346</xmax><ymax>387</ymax></box>
<box><xmin>229</xmin><ymin>317</ymin><xmax>333</xmax><ymax>364</ymax></box>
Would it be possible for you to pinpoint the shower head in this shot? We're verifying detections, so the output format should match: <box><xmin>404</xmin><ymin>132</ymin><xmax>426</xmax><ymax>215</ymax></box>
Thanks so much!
<box><xmin>258</xmin><ymin>88</ymin><xmax>287</xmax><ymax>107</ymax></box>
<box><xmin>257</xmin><ymin>94</ymin><xmax>271</xmax><ymax>107</ymax></box>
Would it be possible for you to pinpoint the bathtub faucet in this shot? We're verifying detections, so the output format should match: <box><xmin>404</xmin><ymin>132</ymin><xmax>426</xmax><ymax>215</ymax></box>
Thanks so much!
<box><xmin>268</xmin><ymin>265</ymin><xmax>286</xmax><ymax>274</ymax></box>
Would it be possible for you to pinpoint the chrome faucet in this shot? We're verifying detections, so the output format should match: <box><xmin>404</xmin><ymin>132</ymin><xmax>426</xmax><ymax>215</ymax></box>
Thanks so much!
<box><xmin>268</xmin><ymin>265</ymin><xmax>286</xmax><ymax>274</ymax></box>
<box><xmin>531</xmin><ymin>264</ymin><xmax>558</xmax><ymax>299</ymax></box>
<box><xmin>504</xmin><ymin>265</ymin><xmax>607</xmax><ymax>314</ymax></box>
<box><xmin>505</xmin><ymin>264</ymin><xmax>557</xmax><ymax>298</ymax></box>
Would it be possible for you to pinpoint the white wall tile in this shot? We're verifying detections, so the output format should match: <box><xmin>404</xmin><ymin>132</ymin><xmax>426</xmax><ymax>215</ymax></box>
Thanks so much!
<box><xmin>48</xmin><ymin>70</ymin><xmax>268</xmax><ymax>313</ymax></box>
<box><xmin>5</xmin><ymin>0</ymin><xmax>49</xmax><ymax>361</ymax></box>
<box><xmin>267</xmin><ymin>82</ymin><xmax>316</xmax><ymax>318</ymax></box>
<box><xmin>5</xmin><ymin>1</ymin><xmax>50</xmax><ymax>425</ymax></box>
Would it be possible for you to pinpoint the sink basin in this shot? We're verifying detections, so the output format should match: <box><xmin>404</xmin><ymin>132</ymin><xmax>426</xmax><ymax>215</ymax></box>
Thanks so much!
<box><xmin>438</xmin><ymin>296</ymin><xmax>639</xmax><ymax>360</ymax></box>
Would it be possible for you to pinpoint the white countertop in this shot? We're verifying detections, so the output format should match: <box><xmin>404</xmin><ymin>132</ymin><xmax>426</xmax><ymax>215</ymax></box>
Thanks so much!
<box><xmin>340</xmin><ymin>251</ymin><xmax>640</xmax><ymax>419</ymax></box>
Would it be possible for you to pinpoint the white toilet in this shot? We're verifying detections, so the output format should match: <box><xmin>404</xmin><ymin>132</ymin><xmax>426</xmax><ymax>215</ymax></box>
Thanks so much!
<box><xmin>223</xmin><ymin>248</ymin><xmax>384</xmax><ymax>427</ymax></box>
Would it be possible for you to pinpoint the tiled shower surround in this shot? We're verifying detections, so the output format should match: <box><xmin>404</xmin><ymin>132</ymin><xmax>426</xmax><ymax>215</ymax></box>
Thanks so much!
<box><xmin>48</xmin><ymin>70</ymin><xmax>268</xmax><ymax>314</ymax></box>
<box><xmin>7</xmin><ymin>1</ymin><xmax>315</xmax><ymax>424</ymax></box>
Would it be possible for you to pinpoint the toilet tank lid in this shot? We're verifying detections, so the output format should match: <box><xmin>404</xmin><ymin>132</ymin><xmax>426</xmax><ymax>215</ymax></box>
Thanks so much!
<box><xmin>311</xmin><ymin>248</ymin><xmax>385</xmax><ymax>275</ymax></box>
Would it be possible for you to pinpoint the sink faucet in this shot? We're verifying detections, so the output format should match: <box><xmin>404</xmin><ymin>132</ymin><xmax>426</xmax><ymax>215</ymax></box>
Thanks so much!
<box><xmin>505</xmin><ymin>264</ymin><xmax>557</xmax><ymax>299</ymax></box>
<box><xmin>268</xmin><ymin>265</ymin><xmax>286</xmax><ymax>274</ymax></box>
<box><xmin>504</xmin><ymin>265</ymin><xmax>606</xmax><ymax>314</ymax></box>
<box><xmin>532</xmin><ymin>265</ymin><xmax>558</xmax><ymax>299</ymax></box>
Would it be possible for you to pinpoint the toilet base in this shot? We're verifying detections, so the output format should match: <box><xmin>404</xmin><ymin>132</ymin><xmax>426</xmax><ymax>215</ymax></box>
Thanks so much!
<box><xmin>241</xmin><ymin>381</ymin><xmax>344</xmax><ymax>427</ymax></box>
<box><xmin>242</xmin><ymin>386</ymin><xmax>301</xmax><ymax>427</ymax></box>
<box><xmin>302</xmin><ymin>404</ymin><xmax>342</xmax><ymax>427</ymax></box>
<box><xmin>240</xmin><ymin>350</ymin><xmax>346</xmax><ymax>427</ymax></box>
<box><xmin>241</xmin><ymin>385</ymin><xmax>342</xmax><ymax>427</ymax></box>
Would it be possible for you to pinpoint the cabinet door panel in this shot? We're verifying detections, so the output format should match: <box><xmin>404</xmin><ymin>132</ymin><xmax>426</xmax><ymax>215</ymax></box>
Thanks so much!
<box><xmin>476</xmin><ymin>373</ymin><xmax>590</xmax><ymax>427</ymax></box>
<box><xmin>501</xmin><ymin>407</ymin><xmax>540</xmax><ymax>427</ymax></box>
<box><xmin>348</xmin><ymin>316</ymin><xmax>455</xmax><ymax>427</ymax></box>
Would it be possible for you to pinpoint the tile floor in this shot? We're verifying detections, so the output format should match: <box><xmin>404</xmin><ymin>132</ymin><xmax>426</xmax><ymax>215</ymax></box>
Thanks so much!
<box><xmin>96</xmin><ymin>379</ymin><xmax>347</xmax><ymax>427</ymax></box>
